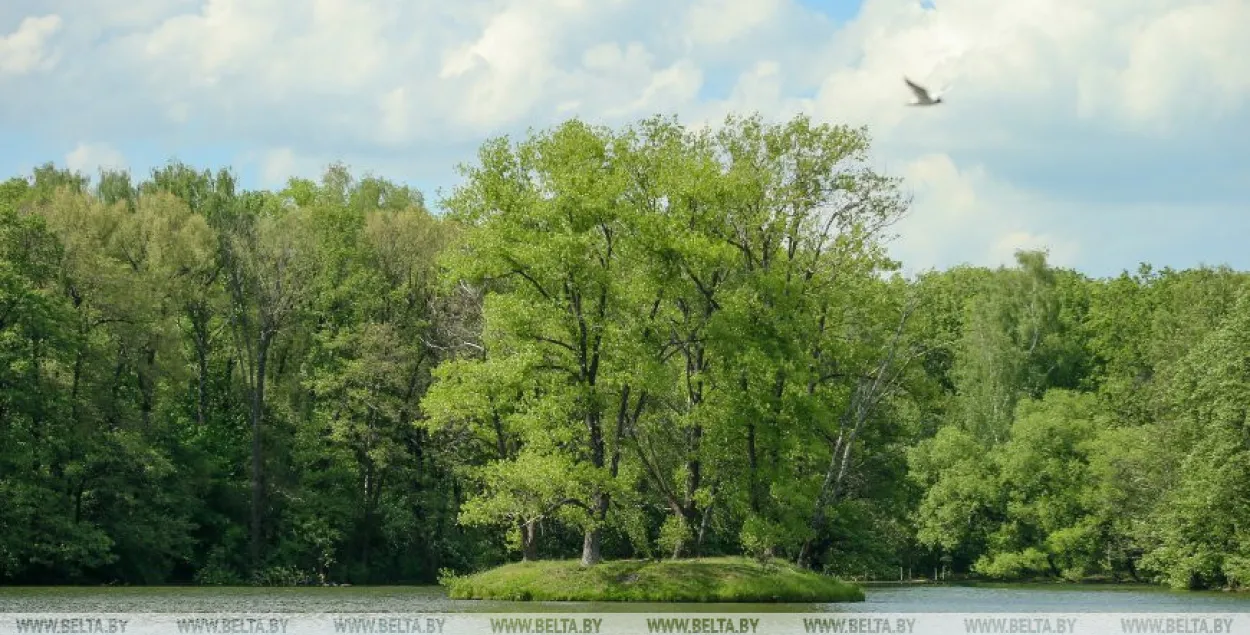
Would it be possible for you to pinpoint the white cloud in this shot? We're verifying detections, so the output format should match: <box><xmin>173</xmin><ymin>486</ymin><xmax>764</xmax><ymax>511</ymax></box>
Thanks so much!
<box><xmin>0</xmin><ymin>14</ymin><xmax>61</xmax><ymax>75</ymax></box>
<box><xmin>686</xmin><ymin>0</ymin><xmax>785</xmax><ymax>46</ymax></box>
<box><xmin>439</xmin><ymin>3</ymin><xmax>563</xmax><ymax>128</ymax></box>
<box><xmin>376</xmin><ymin>87</ymin><xmax>410</xmax><ymax>144</ymax></box>
<box><xmin>695</xmin><ymin>60</ymin><xmax>811</xmax><ymax>128</ymax></box>
<box><xmin>1113</xmin><ymin>0</ymin><xmax>1250</xmax><ymax>132</ymax></box>
<box><xmin>889</xmin><ymin>153</ymin><xmax>1080</xmax><ymax>272</ymax></box>
<box><xmin>65</xmin><ymin>142</ymin><xmax>127</xmax><ymax>175</ymax></box>
<box><xmin>6</xmin><ymin>0</ymin><xmax>1247</xmax><ymax>141</ymax></box>
<box><xmin>166</xmin><ymin>101</ymin><xmax>190</xmax><ymax>123</ymax></box>
<box><xmin>259</xmin><ymin>148</ymin><xmax>298</xmax><ymax>189</ymax></box>
<box><xmin>0</xmin><ymin>0</ymin><xmax>1247</xmax><ymax>275</ymax></box>
<box><xmin>806</xmin><ymin>0</ymin><xmax>1250</xmax><ymax>142</ymax></box>
<box><xmin>249</xmin><ymin>147</ymin><xmax>343</xmax><ymax>190</ymax></box>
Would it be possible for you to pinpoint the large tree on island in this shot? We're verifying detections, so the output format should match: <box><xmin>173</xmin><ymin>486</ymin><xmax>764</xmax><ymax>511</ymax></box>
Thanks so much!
<box><xmin>440</xmin><ymin>119</ymin><xmax>646</xmax><ymax>566</ymax></box>
<box><xmin>436</xmin><ymin>112</ymin><xmax>911</xmax><ymax>566</ymax></box>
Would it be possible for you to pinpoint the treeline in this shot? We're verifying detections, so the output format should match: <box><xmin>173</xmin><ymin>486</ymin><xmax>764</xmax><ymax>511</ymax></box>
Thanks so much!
<box><xmin>0</xmin><ymin>113</ymin><xmax>1246</xmax><ymax>590</ymax></box>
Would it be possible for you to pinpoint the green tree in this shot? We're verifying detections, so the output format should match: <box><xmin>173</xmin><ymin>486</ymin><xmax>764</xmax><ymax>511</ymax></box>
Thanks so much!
<box><xmin>221</xmin><ymin>194</ymin><xmax>318</xmax><ymax>571</ymax></box>
<box><xmin>440</xmin><ymin>119</ymin><xmax>648</xmax><ymax>566</ymax></box>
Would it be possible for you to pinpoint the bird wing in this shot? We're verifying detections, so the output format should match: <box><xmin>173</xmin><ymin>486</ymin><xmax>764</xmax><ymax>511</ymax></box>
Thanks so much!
<box><xmin>904</xmin><ymin>77</ymin><xmax>932</xmax><ymax>102</ymax></box>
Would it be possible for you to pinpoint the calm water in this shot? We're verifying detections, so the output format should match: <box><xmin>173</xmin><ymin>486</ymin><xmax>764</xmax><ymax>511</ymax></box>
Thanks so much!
<box><xmin>1</xmin><ymin>584</ymin><xmax>1248</xmax><ymax>613</ymax></box>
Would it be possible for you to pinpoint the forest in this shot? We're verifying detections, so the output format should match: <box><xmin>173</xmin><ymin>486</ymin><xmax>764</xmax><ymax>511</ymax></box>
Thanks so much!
<box><xmin>0</xmin><ymin>113</ymin><xmax>1247</xmax><ymax>591</ymax></box>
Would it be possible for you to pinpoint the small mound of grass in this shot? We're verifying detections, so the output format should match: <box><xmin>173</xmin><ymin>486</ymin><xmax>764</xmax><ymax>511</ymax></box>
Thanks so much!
<box><xmin>443</xmin><ymin>557</ymin><xmax>865</xmax><ymax>602</ymax></box>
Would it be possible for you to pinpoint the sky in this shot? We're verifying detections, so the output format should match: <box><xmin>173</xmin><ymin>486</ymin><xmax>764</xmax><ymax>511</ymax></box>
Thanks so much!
<box><xmin>0</xmin><ymin>0</ymin><xmax>1247</xmax><ymax>278</ymax></box>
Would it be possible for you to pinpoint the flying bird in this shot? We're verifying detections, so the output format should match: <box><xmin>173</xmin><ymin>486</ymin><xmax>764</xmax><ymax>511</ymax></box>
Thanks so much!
<box><xmin>904</xmin><ymin>77</ymin><xmax>945</xmax><ymax>106</ymax></box>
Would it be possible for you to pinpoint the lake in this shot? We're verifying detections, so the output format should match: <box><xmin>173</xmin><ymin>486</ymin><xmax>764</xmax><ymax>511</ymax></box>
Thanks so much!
<box><xmin>1</xmin><ymin>584</ymin><xmax>1248</xmax><ymax>613</ymax></box>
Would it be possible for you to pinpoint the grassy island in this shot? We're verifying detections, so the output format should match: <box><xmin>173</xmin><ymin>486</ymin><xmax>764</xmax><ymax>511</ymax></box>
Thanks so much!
<box><xmin>442</xmin><ymin>557</ymin><xmax>865</xmax><ymax>602</ymax></box>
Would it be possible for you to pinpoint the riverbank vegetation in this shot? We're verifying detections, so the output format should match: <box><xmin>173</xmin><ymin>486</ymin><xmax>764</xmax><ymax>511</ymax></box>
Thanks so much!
<box><xmin>1</xmin><ymin>112</ymin><xmax>1247</xmax><ymax>592</ymax></box>
<box><xmin>443</xmin><ymin>557</ymin><xmax>864</xmax><ymax>602</ymax></box>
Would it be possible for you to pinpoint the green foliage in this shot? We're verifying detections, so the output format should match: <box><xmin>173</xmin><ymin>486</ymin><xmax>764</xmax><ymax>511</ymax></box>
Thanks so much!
<box><xmin>657</xmin><ymin>516</ymin><xmax>693</xmax><ymax>561</ymax></box>
<box><xmin>193</xmin><ymin>562</ymin><xmax>245</xmax><ymax>586</ymax></box>
<box><xmin>739</xmin><ymin>517</ymin><xmax>791</xmax><ymax>563</ymax></box>
<box><xmin>444</xmin><ymin>557</ymin><xmax>864</xmax><ymax>602</ymax></box>
<box><xmin>1</xmin><ymin>113</ymin><xmax>1247</xmax><ymax>592</ymax></box>
<box><xmin>251</xmin><ymin>565</ymin><xmax>310</xmax><ymax>587</ymax></box>
<box><xmin>0</xmin><ymin>160</ymin><xmax>471</xmax><ymax>585</ymax></box>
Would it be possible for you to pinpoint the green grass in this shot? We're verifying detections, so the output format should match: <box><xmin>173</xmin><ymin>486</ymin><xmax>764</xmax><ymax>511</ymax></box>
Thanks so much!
<box><xmin>443</xmin><ymin>557</ymin><xmax>865</xmax><ymax>602</ymax></box>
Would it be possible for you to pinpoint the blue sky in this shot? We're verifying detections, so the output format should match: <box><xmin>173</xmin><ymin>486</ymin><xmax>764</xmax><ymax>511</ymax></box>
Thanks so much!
<box><xmin>1</xmin><ymin>0</ymin><xmax>1248</xmax><ymax>278</ymax></box>
<box><xmin>796</xmin><ymin>0</ymin><xmax>865</xmax><ymax>22</ymax></box>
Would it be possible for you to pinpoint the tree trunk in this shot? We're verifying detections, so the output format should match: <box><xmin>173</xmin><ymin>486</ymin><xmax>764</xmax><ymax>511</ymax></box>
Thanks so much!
<box><xmin>580</xmin><ymin>492</ymin><xmax>609</xmax><ymax>566</ymax></box>
<box><xmin>192</xmin><ymin>306</ymin><xmax>210</xmax><ymax>428</ymax></box>
<box><xmin>797</xmin><ymin>298</ymin><xmax>917</xmax><ymax>569</ymax></box>
<box><xmin>746</xmin><ymin>421</ymin><xmax>760</xmax><ymax>514</ymax></box>
<box><xmin>668</xmin><ymin>505</ymin><xmax>700</xmax><ymax>559</ymax></box>
<box><xmin>581</xmin><ymin>395</ymin><xmax>608</xmax><ymax>566</ymax></box>
<box><xmin>139</xmin><ymin>346</ymin><xmax>156</xmax><ymax>429</ymax></box>
<box><xmin>798</xmin><ymin>383</ymin><xmax>871</xmax><ymax>568</ymax></box>
<box><xmin>580</xmin><ymin>527</ymin><xmax>602</xmax><ymax>567</ymax></box>
<box><xmin>797</xmin><ymin>425</ymin><xmax>849</xmax><ymax>568</ymax></box>
<box><xmin>73</xmin><ymin>476</ymin><xmax>86</xmax><ymax>524</ymax></box>
<box><xmin>695</xmin><ymin>488</ymin><xmax>716</xmax><ymax>556</ymax></box>
<box><xmin>521</xmin><ymin>520</ymin><xmax>539</xmax><ymax>561</ymax></box>
<box><xmin>69</xmin><ymin>338</ymin><xmax>84</xmax><ymax>427</ymax></box>
<box><xmin>362</xmin><ymin>461</ymin><xmax>374</xmax><ymax>573</ymax></box>
<box><xmin>249</xmin><ymin>333</ymin><xmax>270</xmax><ymax>572</ymax></box>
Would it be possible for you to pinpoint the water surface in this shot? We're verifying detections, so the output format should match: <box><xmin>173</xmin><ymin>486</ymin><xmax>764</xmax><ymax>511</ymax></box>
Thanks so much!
<box><xmin>1</xmin><ymin>584</ymin><xmax>1248</xmax><ymax>613</ymax></box>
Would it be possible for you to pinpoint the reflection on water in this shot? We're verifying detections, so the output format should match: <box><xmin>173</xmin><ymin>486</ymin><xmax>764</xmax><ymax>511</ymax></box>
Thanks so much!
<box><xmin>1</xmin><ymin>584</ymin><xmax>1248</xmax><ymax>613</ymax></box>
<box><xmin>857</xmin><ymin>584</ymin><xmax>1250</xmax><ymax>612</ymax></box>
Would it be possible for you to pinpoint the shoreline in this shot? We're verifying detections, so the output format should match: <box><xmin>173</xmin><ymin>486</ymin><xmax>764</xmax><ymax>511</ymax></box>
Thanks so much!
<box><xmin>442</xmin><ymin>558</ymin><xmax>864</xmax><ymax>603</ymax></box>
